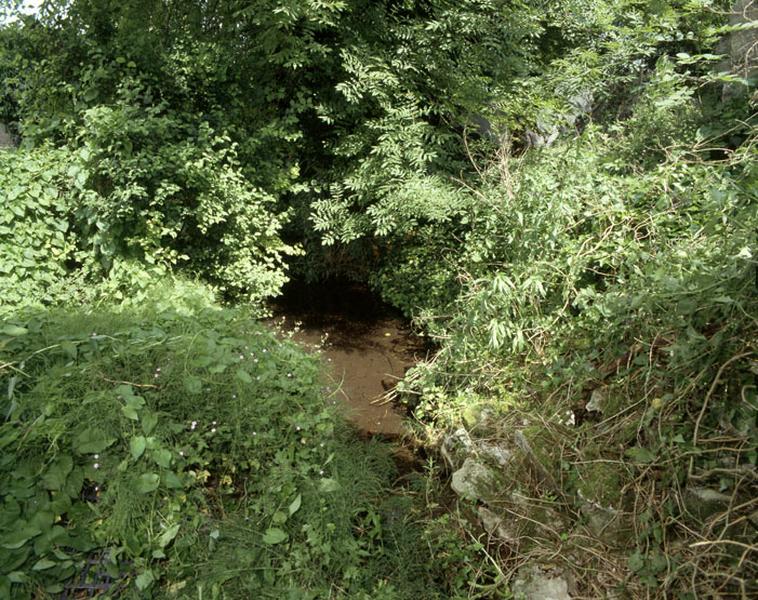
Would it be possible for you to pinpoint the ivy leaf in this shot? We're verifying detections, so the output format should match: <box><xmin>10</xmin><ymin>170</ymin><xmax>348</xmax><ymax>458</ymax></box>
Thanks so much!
<box><xmin>262</xmin><ymin>528</ymin><xmax>288</xmax><ymax>545</ymax></box>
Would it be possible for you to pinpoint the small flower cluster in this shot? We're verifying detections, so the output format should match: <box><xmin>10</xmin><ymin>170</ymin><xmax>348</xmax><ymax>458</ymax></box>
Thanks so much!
<box><xmin>189</xmin><ymin>419</ymin><xmax>219</xmax><ymax>434</ymax></box>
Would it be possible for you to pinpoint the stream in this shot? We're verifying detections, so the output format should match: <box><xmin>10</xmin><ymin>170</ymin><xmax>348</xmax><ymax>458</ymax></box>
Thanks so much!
<box><xmin>270</xmin><ymin>280</ymin><xmax>429</xmax><ymax>437</ymax></box>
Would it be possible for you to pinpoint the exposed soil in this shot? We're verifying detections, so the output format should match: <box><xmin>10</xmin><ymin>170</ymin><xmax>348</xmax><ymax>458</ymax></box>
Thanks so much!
<box><xmin>270</xmin><ymin>280</ymin><xmax>430</xmax><ymax>437</ymax></box>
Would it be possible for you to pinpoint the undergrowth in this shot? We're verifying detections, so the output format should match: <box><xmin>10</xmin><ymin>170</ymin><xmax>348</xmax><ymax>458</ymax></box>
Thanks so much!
<box><xmin>0</xmin><ymin>280</ymin><xmax>480</xmax><ymax>599</ymax></box>
<box><xmin>396</xmin><ymin>64</ymin><xmax>757</xmax><ymax>599</ymax></box>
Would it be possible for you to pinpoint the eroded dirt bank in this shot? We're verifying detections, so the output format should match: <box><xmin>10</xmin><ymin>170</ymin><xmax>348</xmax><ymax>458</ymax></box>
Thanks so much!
<box><xmin>269</xmin><ymin>280</ymin><xmax>429</xmax><ymax>436</ymax></box>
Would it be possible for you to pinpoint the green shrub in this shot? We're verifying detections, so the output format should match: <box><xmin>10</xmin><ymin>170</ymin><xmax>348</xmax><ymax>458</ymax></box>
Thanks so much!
<box><xmin>0</xmin><ymin>99</ymin><xmax>296</xmax><ymax>309</ymax></box>
<box><xmin>0</xmin><ymin>146</ymin><xmax>76</xmax><ymax>307</ymax></box>
<box><xmin>74</xmin><ymin>94</ymin><xmax>296</xmax><ymax>302</ymax></box>
<box><xmin>404</xmin><ymin>58</ymin><xmax>757</xmax><ymax>595</ymax></box>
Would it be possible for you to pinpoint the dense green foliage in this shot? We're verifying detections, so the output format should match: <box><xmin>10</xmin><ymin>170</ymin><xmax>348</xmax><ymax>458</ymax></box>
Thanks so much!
<box><xmin>0</xmin><ymin>146</ymin><xmax>74</xmax><ymax>305</ymax></box>
<box><xmin>1</xmin><ymin>280</ymin><xmax>486</xmax><ymax>598</ymax></box>
<box><xmin>1</xmin><ymin>0</ymin><xmax>756</xmax><ymax>597</ymax></box>
<box><xmin>386</xmin><ymin>4</ymin><xmax>757</xmax><ymax>595</ymax></box>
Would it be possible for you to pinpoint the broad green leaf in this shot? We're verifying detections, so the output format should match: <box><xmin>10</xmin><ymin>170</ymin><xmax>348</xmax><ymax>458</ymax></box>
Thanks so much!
<box><xmin>236</xmin><ymin>368</ymin><xmax>252</xmax><ymax>384</ymax></box>
<box><xmin>164</xmin><ymin>471</ymin><xmax>183</xmax><ymax>489</ymax></box>
<box><xmin>63</xmin><ymin>467</ymin><xmax>84</xmax><ymax>499</ymax></box>
<box><xmin>130</xmin><ymin>436</ymin><xmax>147</xmax><ymax>460</ymax></box>
<box><xmin>262</xmin><ymin>528</ymin><xmax>288</xmax><ymax>545</ymax></box>
<box><xmin>29</xmin><ymin>511</ymin><xmax>54</xmax><ymax>531</ymax></box>
<box><xmin>122</xmin><ymin>395</ymin><xmax>146</xmax><ymax>420</ymax></box>
<box><xmin>114</xmin><ymin>384</ymin><xmax>136</xmax><ymax>399</ymax></box>
<box><xmin>42</xmin><ymin>455</ymin><xmax>73</xmax><ymax>490</ymax></box>
<box><xmin>137</xmin><ymin>473</ymin><xmax>160</xmax><ymax>494</ymax></box>
<box><xmin>628</xmin><ymin>551</ymin><xmax>645</xmax><ymax>573</ymax></box>
<box><xmin>135</xmin><ymin>569</ymin><xmax>155</xmax><ymax>591</ymax></box>
<box><xmin>152</xmin><ymin>449</ymin><xmax>172</xmax><ymax>469</ymax></box>
<box><xmin>2</xmin><ymin>526</ymin><xmax>42</xmax><ymax>549</ymax></box>
<box><xmin>1</xmin><ymin>325</ymin><xmax>28</xmax><ymax>336</ymax></box>
<box><xmin>319</xmin><ymin>478</ymin><xmax>341</xmax><ymax>493</ymax></box>
<box><xmin>122</xmin><ymin>405</ymin><xmax>139</xmax><ymax>421</ymax></box>
<box><xmin>32</xmin><ymin>559</ymin><xmax>56</xmax><ymax>571</ymax></box>
<box><xmin>141</xmin><ymin>412</ymin><xmax>158</xmax><ymax>435</ymax></box>
<box><xmin>59</xmin><ymin>341</ymin><xmax>77</xmax><ymax>358</ymax></box>
<box><xmin>288</xmin><ymin>493</ymin><xmax>302</xmax><ymax>516</ymax></box>
<box><xmin>44</xmin><ymin>584</ymin><xmax>64</xmax><ymax>594</ymax></box>
<box><xmin>183</xmin><ymin>375</ymin><xmax>202</xmax><ymax>394</ymax></box>
<box><xmin>158</xmin><ymin>524</ymin><xmax>180</xmax><ymax>548</ymax></box>
<box><xmin>625</xmin><ymin>446</ymin><xmax>656</xmax><ymax>464</ymax></box>
<box><xmin>74</xmin><ymin>429</ymin><xmax>116</xmax><ymax>454</ymax></box>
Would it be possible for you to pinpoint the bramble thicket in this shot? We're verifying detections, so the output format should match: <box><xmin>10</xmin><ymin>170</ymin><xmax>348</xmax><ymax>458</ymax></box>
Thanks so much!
<box><xmin>0</xmin><ymin>1</ymin><xmax>756</xmax><ymax>598</ymax></box>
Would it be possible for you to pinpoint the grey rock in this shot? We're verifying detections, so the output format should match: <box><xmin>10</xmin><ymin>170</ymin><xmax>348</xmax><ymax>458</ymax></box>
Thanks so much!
<box><xmin>569</xmin><ymin>90</ymin><xmax>593</xmax><ymax>114</ymax></box>
<box><xmin>451</xmin><ymin>457</ymin><xmax>496</xmax><ymax>501</ymax></box>
<box><xmin>585</xmin><ymin>387</ymin><xmax>607</xmax><ymax>413</ymax></box>
<box><xmin>512</xmin><ymin>565</ymin><xmax>572</xmax><ymax>600</ymax></box>
<box><xmin>477</xmin><ymin>441</ymin><xmax>512</xmax><ymax>467</ymax></box>
<box><xmin>442</xmin><ymin>423</ymin><xmax>513</xmax><ymax>473</ymax></box>
<box><xmin>525</xmin><ymin>127</ymin><xmax>559</xmax><ymax>148</ymax></box>
<box><xmin>477</xmin><ymin>506</ymin><xmax>517</xmax><ymax>542</ymax></box>
<box><xmin>683</xmin><ymin>486</ymin><xmax>734</xmax><ymax>522</ymax></box>
<box><xmin>580</xmin><ymin>500</ymin><xmax>619</xmax><ymax>539</ymax></box>
<box><xmin>441</xmin><ymin>427</ymin><xmax>473</xmax><ymax>470</ymax></box>
<box><xmin>514</xmin><ymin>430</ymin><xmax>560</xmax><ymax>492</ymax></box>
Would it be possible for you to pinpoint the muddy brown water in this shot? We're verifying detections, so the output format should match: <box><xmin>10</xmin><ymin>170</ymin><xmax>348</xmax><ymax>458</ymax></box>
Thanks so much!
<box><xmin>269</xmin><ymin>281</ymin><xmax>429</xmax><ymax>437</ymax></box>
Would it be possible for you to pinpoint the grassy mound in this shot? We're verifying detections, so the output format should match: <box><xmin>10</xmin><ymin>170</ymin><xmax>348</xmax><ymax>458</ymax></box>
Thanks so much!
<box><xmin>0</xmin><ymin>280</ymin><xmax>472</xmax><ymax>599</ymax></box>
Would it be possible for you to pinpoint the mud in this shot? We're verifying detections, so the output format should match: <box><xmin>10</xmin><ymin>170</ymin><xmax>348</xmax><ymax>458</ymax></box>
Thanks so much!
<box><xmin>270</xmin><ymin>280</ymin><xmax>429</xmax><ymax>436</ymax></box>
